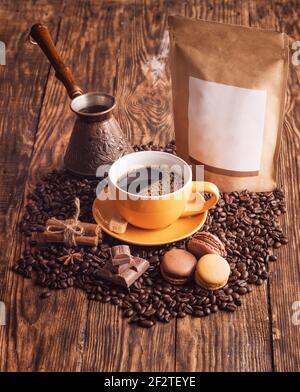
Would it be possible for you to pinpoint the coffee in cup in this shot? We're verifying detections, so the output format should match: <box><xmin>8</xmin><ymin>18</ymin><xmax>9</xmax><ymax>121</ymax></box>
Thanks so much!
<box><xmin>117</xmin><ymin>165</ymin><xmax>185</xmax><ymax>196</ymax></box>
<box><xmin>107</xmin><ymin>151</ymin><xmax>220</xmax><ymax>230</ymax></box>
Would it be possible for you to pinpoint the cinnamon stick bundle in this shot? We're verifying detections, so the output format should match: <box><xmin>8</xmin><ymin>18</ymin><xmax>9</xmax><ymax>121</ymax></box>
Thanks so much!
<box><xmin>37</xmin><ymin>218</ymin><xmax>101</xmax><ymax>246</ymax></box>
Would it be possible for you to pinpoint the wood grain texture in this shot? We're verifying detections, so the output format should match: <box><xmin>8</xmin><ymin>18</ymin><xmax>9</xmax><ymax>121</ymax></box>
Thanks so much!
<box><xmin>4</xmin><ymin>1</ymin><xmax>129</xmax><ymax>372</ymax></box>
<box><xmin>25</xmin><ymin>1</ymin><xmax>124</xmax><ymax>182</ymax></box>
<box><xmin>175</xmin><ymin>0</ymin><xmax>273</xmax><ymax>372</ymax></box>
<box><xmin>0</xmin><ymin>1</ymin><xmax>62</xmax><ymax>371</ymax></box>
<box><xmin>81</xmin><ymin>0</ymin><xmax>184</xmax><ymax>371</ymax></box>
<box><xmin>114</xmin><ymin>0</ymin><xmax>186</xmax><ymax>145</ymax></box>
<box><xmin>0</xmin><ymin>0</ymin><xmax>299</xmax><ymax>372</ymax></box>
<box><xmin>82</xmin><ymin>302</ymin><xmax>176</xmax><ymax>371</ymax></box>
<box><xmin>270</xmin><ymin>1</ymin><xmax>300</xmax><ymax>372</ymax></box>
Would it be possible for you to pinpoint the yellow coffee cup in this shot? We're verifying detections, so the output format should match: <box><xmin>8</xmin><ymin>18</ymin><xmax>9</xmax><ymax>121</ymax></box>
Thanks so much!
<box><xmin>107</xmin><ymin>151</ymin><xmax>219</xmax><ymax>230</ymax></box>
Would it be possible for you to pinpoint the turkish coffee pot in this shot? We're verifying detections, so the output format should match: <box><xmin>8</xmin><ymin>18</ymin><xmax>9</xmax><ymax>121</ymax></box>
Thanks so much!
<box><xmin>30</xmin><ymin>24</ymin><xmax>133</xmax><ymax>177</ymax></box>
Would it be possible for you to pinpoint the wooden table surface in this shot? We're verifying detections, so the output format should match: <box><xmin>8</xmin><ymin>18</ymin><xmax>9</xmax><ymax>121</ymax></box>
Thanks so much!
<box><xmin>0</xmin><ymin>0</ymin><xmax>299</xmax><ymax>372</ymax></box>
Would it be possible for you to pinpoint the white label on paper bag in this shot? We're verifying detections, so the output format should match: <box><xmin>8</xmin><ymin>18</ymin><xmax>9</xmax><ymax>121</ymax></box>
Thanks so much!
<box><xmin>188</xmin><ymin>77</ymin><xmax>267</xmax><ymax>173</ymax></box>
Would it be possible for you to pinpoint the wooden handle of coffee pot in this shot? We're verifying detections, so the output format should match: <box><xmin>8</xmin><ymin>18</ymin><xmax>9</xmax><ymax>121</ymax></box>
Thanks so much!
<box><xmin>30</xmin><ymin>24</ymin><xmax>83</xmax><ymax>99</ymax></box>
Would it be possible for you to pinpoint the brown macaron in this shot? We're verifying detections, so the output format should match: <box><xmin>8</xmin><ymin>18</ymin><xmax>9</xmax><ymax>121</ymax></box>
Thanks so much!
<box><xmin>194</xmin><ymin>254</ymin><xmax>230</xmax><ymax>291</ymax></box>
<box><xmin>160</xmin><ymin>248</ymin><xmax>197</xmax><ymax>285</ymax></box>
<box><xmin>187</xmin><ymin>231</ymin><xmax>226</xmax><ymax>259</ymax></box>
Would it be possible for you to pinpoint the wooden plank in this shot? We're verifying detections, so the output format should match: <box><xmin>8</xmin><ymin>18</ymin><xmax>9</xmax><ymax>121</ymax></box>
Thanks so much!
<box><xmin>1</xmin><ymin>0</ymin><xmax>299</xmax><ymax>372</ymax></box>
<box><xmin>269</xmin><ymin>1</ymin><xmax>300</xmax><ymax>372</ymax></box>
<box><xmin>0</xmin><ymin>1</ymin><xmax>62</xmax><ymax>371</ymax></box>
<box><xmin>113</xmin><ymin>0</ymin><xmax>186</xmax><ymax>146</ymax></box>
<box><xmin>81</xmin><ymin>0</ymin><xmax>187</xmax><ymax>372</ymax></box>
<box><xmin>82</xmin><ymin>302</ymin><xmax>176</xmax><ymax>371</ymax></box>
<box><xmin>176</xmin><ymin>286</ymin><xmax>272</xmax><ymax>372</ymax></box>
<box><xmin>0</xmin><ymin>0</ymin><xmax>125</xmax><ymax>371</ymax></box>
<box><xmin>176</xmin><ymin>0</ymin><xmax>274</xmax><ymax>372</ymax></box>
<box><xmin>248</xmin><ymin>0</ymin><xmax>277</xmax><ymax>28</ymax></box>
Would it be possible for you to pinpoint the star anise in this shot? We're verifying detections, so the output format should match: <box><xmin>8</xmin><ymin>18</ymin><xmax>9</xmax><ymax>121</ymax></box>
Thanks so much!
<box><xmin>58</xmin><ymin>248</ymin><xmax>82</xmax><ymax>265</ymax></box>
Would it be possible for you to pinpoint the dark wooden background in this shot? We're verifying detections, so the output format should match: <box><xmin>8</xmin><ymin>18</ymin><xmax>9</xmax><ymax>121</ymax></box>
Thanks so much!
<box><xmin>0</xmin><ymin>0</ymin><xmax>299</xmax><ymax>372</ymax></box>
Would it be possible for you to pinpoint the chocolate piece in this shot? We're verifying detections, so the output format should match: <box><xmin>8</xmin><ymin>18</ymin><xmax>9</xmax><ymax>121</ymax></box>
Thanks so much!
<box><xmin>131</xmin><ymin>257</ymin><xmax>150</xmax><ymax>273</ymax></box>
<box><xmin>112</xmin><ymin>256</ymin><xmax>131</xmax><ymax>266</ymax></box>
<box><xmin>106</xmin><ymin>259</ymin><xmax>134</xmax><ymax>274</ymax></box>
<box><xmin>122</xmin><ymin>257</ymin><xmax>149</xmax><ymax>286</ymax></box>
<box><xmin>111</xmin><ymin>244</ymin><xmax>131</xmax><ymax>257</ymax></box>
<box><xmin>187</xmin><ymin>231</ymin><xmax>226</xmax><ymax>259</ymax></box>
<box><xmin>111</xmin><ymin>245</ymin><xmax>132</xmax><ymax>265</ymax></box>
<box><xmin>96</xmin><ymin>256</ymin><xmax>149</xmax><ymax>288</ymax></box>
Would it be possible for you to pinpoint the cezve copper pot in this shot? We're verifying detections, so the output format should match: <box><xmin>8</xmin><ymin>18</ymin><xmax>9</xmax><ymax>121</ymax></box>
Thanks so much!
<box><xmin>30</xmin><ymin>24</ymin><xmax>133</xmax><ymax>177</ymax></box>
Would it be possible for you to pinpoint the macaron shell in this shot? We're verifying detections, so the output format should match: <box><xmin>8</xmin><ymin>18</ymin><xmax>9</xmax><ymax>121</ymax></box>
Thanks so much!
<box><xmin>194</xmin><ymin>271</ymin><xmax>227</xmax><ymax>290</ymax></box>
<box><xmin>161</xmin><ymin>249</ymin><xmax>197</xmax><ymax>279</ymax></box>
<box><xmin>187</xmin><ymin>232</ymin><xmax>226</xmax><ymax>258</ymax></box>
<box><xmin>188</xmin><ymin>240</ymin><xmax>221</xmax><ymax>259</ymax></box>
<box><xmin>195</xmin><ymin>254</ymin><xmax>230</xmax><ymax>286</ymax></box>
<box><xmin>160</xmin><ymin>266</ymin><xmax>189</xmax><ymax>285</ymax></box>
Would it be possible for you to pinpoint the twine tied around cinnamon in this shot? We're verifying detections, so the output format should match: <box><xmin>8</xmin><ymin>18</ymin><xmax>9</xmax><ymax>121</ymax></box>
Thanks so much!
<box><xmin>46</xmin><ymin>197</ymin><xmax>84</xmax><ymax>246</ymax></box>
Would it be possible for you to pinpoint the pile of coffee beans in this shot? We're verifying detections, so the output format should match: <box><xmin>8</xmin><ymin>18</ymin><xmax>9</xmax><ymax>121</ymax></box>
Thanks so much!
<box><xmin>14</xmin><ymin>141</ymin><xmax>288</xmax><ymax>328</ymax></box>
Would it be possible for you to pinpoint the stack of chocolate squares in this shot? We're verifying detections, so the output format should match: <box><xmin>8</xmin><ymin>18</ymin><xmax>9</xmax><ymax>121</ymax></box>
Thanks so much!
<box><xmin>97</xmin><ymin>245</ymin><xmax>149</xmax><ymax>288</ymax></box>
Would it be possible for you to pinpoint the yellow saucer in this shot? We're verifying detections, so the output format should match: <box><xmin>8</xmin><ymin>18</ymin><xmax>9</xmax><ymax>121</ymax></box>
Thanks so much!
<box><xmin>92</xmin><ymin>190</ymin><xmax>208</xmax><ymax>246</ymax></box>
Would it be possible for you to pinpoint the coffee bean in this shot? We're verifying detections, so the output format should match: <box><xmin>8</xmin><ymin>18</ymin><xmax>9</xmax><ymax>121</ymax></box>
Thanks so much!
<box><xmin>145</xmin><ymin>277</ymin><xmax>153</xmax><ymax>286</ymax></box>
<box><xmin>96</xmin><ymin>294</ymin><xmax>103</xmax><ymax>301</ymax></box>
<box><xmin>236</xmin><ymin>280</ymin><xmax>247</xmax><ymax>287</ymax></box>
<box><xmin>139</xmin><ymin>319</ymin><xmax>155</xmax><ymax>328</ymax></box>
<box><xmin>248</xmin><ymin>274</ymin><xmax>258</xmax><ymax>283</ymax></box>
<box><xmin>185</xmin><ymin>305</ymin><xmax>193</xmax><ymax>315</ymax></box>
<box><xmin>129</xmin><ymin>314</ymin><xmax>140</xmax><ymax>323</ymax></box>
<box><xmin>237</xmin><ymin>287</ymin><xmax>248</xmax><ymax>295</ymax></box>
<box><xmin>144</xmin><ymin>308</ymin><xmax>156</xmax><ymax>317</ymax></box>
<box><xmin>123</xmin><ymin>309</ymin><xmax>134</xmax><ymax>318</ymax></box>
<box><xmin>225</xmin><ymin>303</ymin><xmax>237</xmax><ymax>312</ymax></box>
<box><xmin>150</xmin><ymin>256</ymin><xmax>160</xmax><ymax>265</ymax></box>
<box><xmin>40</xmin><ymin>291</ymin><xmax>51</xmax><ymax>299</ymax></box>
<box><xmin>13</xmin><ymin>143</ymin><xmax>288</xmax><ymax>328</ymax></box>
<box><xmin>156</xmin><ymin>307</ymin><xmax>164</xmax><ymax>318</ymax></box>
<box><xmin>112</xmin><ymin>297</ymin><xmax>120</xmax><ymax>305</ymax></box>
<box><xmin>234</xmin><ymin>298</ymin><xmax>242</xmax><ymax>306</ymax></box>
<box><xmin>268</xmin><ymin>255</ymin><xmax>277</xmax><ymax>262</ymax></box>
<box><xmin>193</xmin><ymin>310</ymin><xmax>205</xmax><ymax>317</ymax></box>
<box><xmin>162</xmin><ymin>294</ymin><xmax>172</xmax><ymax>303</ymax></box>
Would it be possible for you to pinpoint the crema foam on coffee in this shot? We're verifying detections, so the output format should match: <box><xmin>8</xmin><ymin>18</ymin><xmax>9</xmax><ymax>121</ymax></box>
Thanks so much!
<box><xmin>117</xmin><ymin>166</ymin><xmax>184</xmax><ymax>196</ymax></box>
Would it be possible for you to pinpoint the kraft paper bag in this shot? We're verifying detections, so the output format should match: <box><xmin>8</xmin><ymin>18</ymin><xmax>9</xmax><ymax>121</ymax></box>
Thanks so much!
<box><xmin>168</xmin><ymin>16</ymin><xmax>289</xmax><ymax>192</ymax></box>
